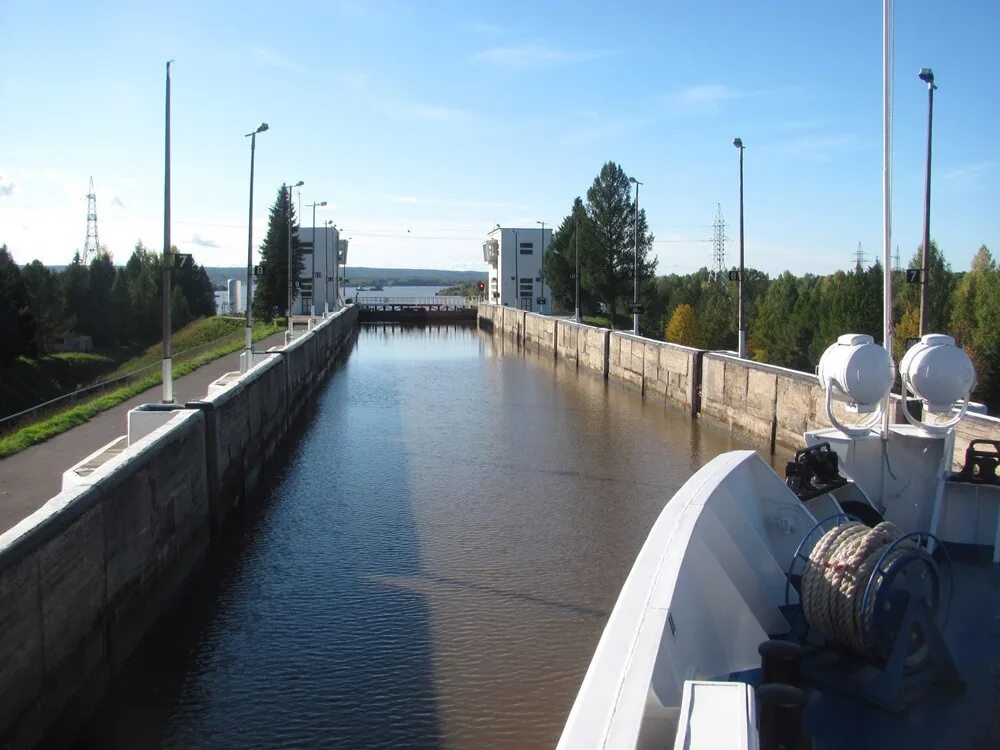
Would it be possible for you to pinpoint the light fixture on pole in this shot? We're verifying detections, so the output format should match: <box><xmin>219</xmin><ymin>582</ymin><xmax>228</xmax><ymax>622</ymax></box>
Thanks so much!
<box><xmin>536</xmin><ymin>220</ymin><xmax>546</xmax><ymax>313</ymax></box>
<box><xmin>628</xmin><ymin>176</ymin><xmax>642</xmax><ymax>335</ymax></box>
<box><xmin>574</xmin><ymin>211</ymin><xmax>581</xmax><ymax>324</ymax></box>
<box><xmin>324</xmin><ymin>219</ymin><xmax>333</xmax><ymax>315</ymax></box>
<box><xmin>243</xmin><ymin>122</ymin><xmax>268</xmax><ymax>371</ymax></box>
<box><xmin>733</xmin><ymin>137</ymin><xmax>747</xmax><ymax>359</ymax></box>
<box><xmin>918</xmin><ymin>67</ymin><xmax>936</xmax><ymax>337</ymax></box>
<box><xmin>286</xmin><ymin>180</ymin><xmax>304</xmax><ymax>341</ymax></box>
<box><xmin>161</xmin><ymin>60</ymin><xmax>174</xmax><ymax>403</ymax></box>
<box><xmin>306</xmin><ymin>200</ymin><xmax>327</xmax><ymax>317</ymax></box>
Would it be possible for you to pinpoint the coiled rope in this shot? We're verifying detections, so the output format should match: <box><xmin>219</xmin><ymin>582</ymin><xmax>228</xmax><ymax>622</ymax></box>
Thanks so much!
<box><xmin>800</xmin><ymin>521</ymin><xmax>916</xmax><ymax>654</ymax></box>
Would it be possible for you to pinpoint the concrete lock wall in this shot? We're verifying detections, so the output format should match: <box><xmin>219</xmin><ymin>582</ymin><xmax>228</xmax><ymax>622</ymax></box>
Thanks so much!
<box><xmin>476</xmin><ymin>303</ymin><xmax>1000</xmax><ymax>465</ymax></box>
<box><xmin>0</xmin><ymin>305</ymin><xmax>359</xmax><ymax>747</ymax></box>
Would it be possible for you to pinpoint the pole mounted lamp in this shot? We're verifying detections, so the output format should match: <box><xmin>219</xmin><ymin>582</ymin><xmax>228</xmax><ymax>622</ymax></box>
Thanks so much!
<box><xmin>325</xmin><ymin>219</ymin><xmax>334</xmax><ymax>315</ymax></box>
<box><xmin>286</xmin><ymin>180</ymin><xmax>304</xmax><ymax>340</ymax></box>
<box><xmin>733</xmin><ymin>137</ymin><xmax>746</xmax><ymax>358</ymax></box>
<box><xmin>918</xmin><ymin>67</ymin><xmax>936</xmax><ymax>337</ymax></box>
<box><xmin>628</xmin><ymin>176</ymin><xmax>642</xmax><ymax>335</ymax></box>
<box><xmin>306</xmin><ymin>200</ymin><xmax>327</xmax><ymax>317</ymax></box>
<box><xmin>243</xmin><ymin>122</ymin><xmax>268</xmax><ymax>371</ymax></box>
<box><xmin>161</xmin><ymin>60</ymin><xmax>174</xmax><ymax>403</ymax></box>
<box><xmin>536</xmin><ymin>220</ymin><xmax>546</xmax><ymax>313</ymax></box>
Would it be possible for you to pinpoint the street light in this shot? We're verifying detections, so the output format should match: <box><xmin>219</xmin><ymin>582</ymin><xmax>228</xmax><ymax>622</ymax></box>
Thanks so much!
<box><xmin>733</xmin><ymin>137</ymin><xmax>746</xmax><ymax>358</ymax></box>
<box><xmin>161</xmin><ymin>60</ymin><xmax>173</xmax><ymax>402</ymax></box>
<box><xmin>306</xmin><ymin>200</ymin><xmax>327</xmax><ymax>317</ymax></box>
<box><xmin>918</xmin><ymin>67</ymin><xmax>936</xmax><ymax>337</ymax></box>
<box><xmin>324</xmin><ymin>219</ymin><xmax>333</xmax><ymax>315</ymax></box>
<box><xmin>574</xmin><ymin>211</ymin><xmax>581</xmax><ymax>323</ymax></box>
<box><xmin>286</xmin><ymin>180</ymin><xmax>304</xmax><ymax>340</ymax></box>
<box><xmin>628</xmin><ymin>176</ymin><xmax>642</xmax><ymax>335</ymax></box>
<box><xmin>536</xmin><ymin>220</ymin><xmax>546</xmax><ymax>313</ymax></box>
<box><xmin>243</xmin><ymin>122</ymin><xmax>268</xmax><ymax>371</ymax></box>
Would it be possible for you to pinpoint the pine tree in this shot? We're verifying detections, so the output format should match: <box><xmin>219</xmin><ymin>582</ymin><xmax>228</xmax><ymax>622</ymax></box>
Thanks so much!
<box><xmin>87</xmin><ymin>250</ymin><xmax>117</xmax><ymax>346</ymax></box>
<box><xmin>542</xmin><ymin>197</ymin><xmax>595</xmax><ymax>315</ymax></box>
<box><xmin>253</xmin><ymin>185</ymin><xmax>303</xmax><ymax>320</ymax></box>
<box><xmin>0</xmin><ymin>245</ymin><xmax>35</xmax><ymax>362</ymax></box>
<box><xmin>21</xmin><ymin>260</ymin><xmax>65</xmax><ymax>354</ymax></box>
<box><xmin>581</xmin><ymin>162</ymin><xmax>655</xmax><ymax>329</ymax></box>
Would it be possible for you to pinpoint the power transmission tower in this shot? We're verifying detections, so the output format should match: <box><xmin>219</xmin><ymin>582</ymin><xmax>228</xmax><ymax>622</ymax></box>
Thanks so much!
<box><xmin>83</xmin><ymin>177</ymin><xmax>99</xmax><ymax>263</ymax></box>
<box><xmin>853</xmin><ymin>241</ymin><xmax>868</xmax><ymax>269</ymax></box>
<box><xmin>711</xmin><ymin>203</ymin><xmax>727</xmax><ymax>282</ymax></box>
<box><xmin>892</xmin><ymin>245</ymin><xmax>902</xmax><ymax>272</ymax></box>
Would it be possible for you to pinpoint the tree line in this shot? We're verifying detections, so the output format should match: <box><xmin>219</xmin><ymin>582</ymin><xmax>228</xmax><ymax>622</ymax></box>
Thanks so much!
<box><xmin>0</xmin><ymin>242</ymin><xmax>216</xmax><ymax>363</ymax></box>
<box><xmin>542</xmin><ymin>162</ymin><xmax>999</xmax><ymax>411</ymax></box>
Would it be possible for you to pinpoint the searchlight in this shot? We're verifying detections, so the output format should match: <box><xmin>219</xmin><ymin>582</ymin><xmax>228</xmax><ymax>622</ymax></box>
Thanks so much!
<box><xmin>899</xmin><ymin>334</ymin><xmax>976</xmax><ymax>433</ymax></box>
<box><xmin>817</xmin><ymin>334</ymin><xmax>894</xmax><ymax>436</ymax></box>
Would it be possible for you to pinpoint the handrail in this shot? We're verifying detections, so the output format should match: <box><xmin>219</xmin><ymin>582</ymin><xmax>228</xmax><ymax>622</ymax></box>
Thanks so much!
<box><xmin>0</xmin><ymin>329</ymin><xmax>253</xmax><ymax>429</ymax></box>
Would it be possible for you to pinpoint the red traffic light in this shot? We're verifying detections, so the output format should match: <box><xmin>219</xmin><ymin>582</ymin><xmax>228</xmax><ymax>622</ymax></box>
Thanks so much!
<box><xmin>477</xmin><ymin>281</ymin><xmax>485</xmax><ymax>291</ymax></box>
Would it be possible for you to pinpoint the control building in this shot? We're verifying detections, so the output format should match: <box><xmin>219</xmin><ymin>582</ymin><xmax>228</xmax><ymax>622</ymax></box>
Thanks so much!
<box><xmin>483</xmin><ymin>226</ymin><xmax>553</xmax><ymax>313</ymax></box>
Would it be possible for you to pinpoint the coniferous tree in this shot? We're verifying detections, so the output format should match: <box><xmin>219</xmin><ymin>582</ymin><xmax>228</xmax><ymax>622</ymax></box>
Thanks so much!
<box><xmin>542</xmin><ymin>197</ymin><xmax>596</xmax><ymax>315</ymax></box>
<box><xmin>253</xmin><ymin>185</ymin><xmax>303</xmax><ymax>320</ymax></box>
<box><xmin>581</xmin><ymin>162</ymin><xmax>655</xmax><ymax>329</ymax></box>
<box><xmin>87</xmin><ymin>249</ymin><xmax>117</xmax><ymax>346</ymax></box>
<box><xmin>21</xmin><ymin>260</ymin><xmax>65</xmax><ymax>354</ymax></box>
<box><xmin>60</xmin><ymin>251</ymin><xmax>91</xmax><ymax>336</ymax></box>
<box><xmin>0</xmin><ymin>245</ymin><xmax>34</xmax><ymax>362</ymax></box>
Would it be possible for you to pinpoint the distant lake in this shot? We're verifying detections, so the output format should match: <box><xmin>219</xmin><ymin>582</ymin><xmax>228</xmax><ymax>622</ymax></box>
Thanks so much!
<box><xmin>346</xmin><ymin>285</ymin><xmax>448</xmax><ymax>299</ymax></box>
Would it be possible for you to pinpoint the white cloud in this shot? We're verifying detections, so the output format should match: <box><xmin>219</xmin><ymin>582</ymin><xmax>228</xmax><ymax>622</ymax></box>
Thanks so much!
<box><xmin>383</xmin><ymin>194</ymin><xmax>529</xmax><ymax>211</ymax></box>
<box><xmin>373</xmin><ymin>99</ymin><xmax>472</xmax><ymax>123</ymax></box>
<box><xmin>249</xmin><ymin>46</ymin><xmax>308</xmax><ymax>74</ymax></box>
<box><xmin>466</xmin><ymin>21</ymin><xmax>508</xmax><ymax>34</ymax></box>
<box><xmin>757</xmin><ymin>134</ymin><xmax>857</xmax><ymax>162</ymax></box>
<box><xmin>190</xmin><ymin>233</ymin><xmax>219</xmax><ymax>247</ymax></box>
<box><xmin>941</xmin><ymin>160</ymin><xmax>994</xmax><ymax>189</ymax></box>
<box><xmin>472</xmin><ymin>44</ymin><xmax>611</xmax><ymax>70</ymax></box>
<box><xmin>0</xmin><ymin>174</ymin><xmax>19</xmax><ymax>198</ymax></box>
<box><xmin>112</xmin><ymin>196</ymin><xmax>125</xmax><ymax>208</ymax></box>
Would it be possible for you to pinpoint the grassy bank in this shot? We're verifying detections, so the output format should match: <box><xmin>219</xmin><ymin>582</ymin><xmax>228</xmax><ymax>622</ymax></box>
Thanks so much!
<box><xmin>0</xmin><ymin>320</ymin><xmax>283</xmax><ymax>459</ymax></box>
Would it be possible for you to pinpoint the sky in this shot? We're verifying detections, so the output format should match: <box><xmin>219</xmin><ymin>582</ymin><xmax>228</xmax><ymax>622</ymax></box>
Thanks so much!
<box><xmin>1</xmin><ymin>0</ymin><xmax>998</xmax><ymax>277</ymax></box>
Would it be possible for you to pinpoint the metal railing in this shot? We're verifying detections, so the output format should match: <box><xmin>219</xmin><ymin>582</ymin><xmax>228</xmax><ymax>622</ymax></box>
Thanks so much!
<box><xmin>356</xmin><ymin>296</ymin><xmax>479</xmax><ymax>308</ymax></box>
<box><xmin>0</xmin><ymin>328</ymin><xmax>252</xmax><ymax>434</ymax></box>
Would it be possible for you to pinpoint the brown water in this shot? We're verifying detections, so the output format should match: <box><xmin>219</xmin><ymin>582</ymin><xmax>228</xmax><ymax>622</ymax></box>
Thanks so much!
<box><xmin>77</xmin><ymin>322</ymin><xmax>758</xmax><ymax>749</ymax></box>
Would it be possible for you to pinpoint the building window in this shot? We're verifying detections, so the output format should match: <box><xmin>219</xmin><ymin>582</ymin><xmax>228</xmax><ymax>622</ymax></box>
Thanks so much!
<box><xmin>519</xmin><ymin>277</ymin><xmax>533</xmax><ymax>298</ymax></box>
<box><xmin>519</xmin><ymin>242</ymin><xmax>534</xmax><ymax>254</ymax></box>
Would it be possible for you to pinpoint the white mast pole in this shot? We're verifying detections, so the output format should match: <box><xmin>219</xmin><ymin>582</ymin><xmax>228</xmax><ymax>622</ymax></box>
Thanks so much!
<box><xmin>881</xmin><ymin>0</ymin><xmax>894</xmax><ymax>441</ymax></box>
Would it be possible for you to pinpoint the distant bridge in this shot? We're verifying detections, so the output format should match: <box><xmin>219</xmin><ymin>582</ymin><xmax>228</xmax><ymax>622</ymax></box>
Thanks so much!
<box><xmin>356</xmin><ymin>296</ymin><xmax>479</xmax><ymax>322</ymax></box>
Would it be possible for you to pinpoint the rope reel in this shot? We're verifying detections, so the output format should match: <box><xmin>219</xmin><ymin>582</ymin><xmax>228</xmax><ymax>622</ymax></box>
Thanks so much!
<box><xmin>798</xmin><ymin>522</ymin><xmax>950</xmax><ymax>662</ymax></box>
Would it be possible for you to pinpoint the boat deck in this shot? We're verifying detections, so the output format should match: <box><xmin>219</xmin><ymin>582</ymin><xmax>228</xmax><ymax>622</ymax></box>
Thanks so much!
<box><xmin>750</xmin><ymin>552</ymin><xmax>1000</xmax><ymax>749</ymax></box>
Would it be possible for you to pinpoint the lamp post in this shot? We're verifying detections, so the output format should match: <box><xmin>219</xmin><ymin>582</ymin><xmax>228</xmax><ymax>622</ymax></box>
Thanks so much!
<box><xmin>918</xmin><ymin>67</ymin><xmax>936</xmax><ymax>337</ymax></box>
<box><xmin>628</xmin><ymin>176</ymin><xmax>642</xmax><ymax>335</ymax></box>
<box><xmin>161</xmin><ymin>60</ymin><xmax>173</xmax><ymax>403</ymax></box>
<box><xmin>306</xmin><ymin>200</ymin><xmax>327</xmax><ymax>317</ymax></box>
<box><xmin>324</xmin><ymin>219</ymin><xmax>333</xmax><ymax>315</ymax></box>
<box><xmin>574</xmin><ymin>212</ymin><xmax>581</xmax><ymax>323</ymax></box>
<box><xmin>243</xmin><ymin>123</ymin><xmax>268</xmax><ymax>371</ymax></box>
<box><xmin>733</xmin><ymin>137</ymin><xmax>746</xmax><ymax>358</ymax></box>
<box><xmin>536</xmin><ymin>220</ymin><xmax>546</xmax><ymax>313</ymax></box>
<box><xmin>286</xmin><ymin>180</ymin><xmax>304</xmax><ymax>340</ymax></box>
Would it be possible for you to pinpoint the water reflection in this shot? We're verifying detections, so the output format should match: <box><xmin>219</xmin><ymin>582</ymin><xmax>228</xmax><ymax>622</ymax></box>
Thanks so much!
<box><xmin>78</xmin><ymin>322</ymin><xmax>754</xmax><ymax>749</ymax></box>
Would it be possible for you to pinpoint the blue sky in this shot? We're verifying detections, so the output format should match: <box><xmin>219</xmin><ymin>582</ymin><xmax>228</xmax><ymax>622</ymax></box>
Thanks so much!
<box><xmin>1</xmin><ymin>0</ymin><xmax>997</xmax><ymax>276</ymax></box>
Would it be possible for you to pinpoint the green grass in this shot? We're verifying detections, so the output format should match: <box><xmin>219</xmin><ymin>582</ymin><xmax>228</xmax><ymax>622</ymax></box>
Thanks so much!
<box><xmin>0</xmin><ymin>320</ymin><xmax>283</xmax><ymax>459</ymax></box>
<box><xmin>581</xmin><ymin>315</ymin><xmax>612</xmax><ymax>328</ymax></box>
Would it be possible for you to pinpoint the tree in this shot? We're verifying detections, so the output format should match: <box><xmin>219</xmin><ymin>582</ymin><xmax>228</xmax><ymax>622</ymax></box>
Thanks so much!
<box><xmin>0</xmin><ymin>245</ymin><xmax>34</xmax><ymax>362</ymax></box>
<box><xmin>87</xmin><ymin>249</ymin><xmax>117</xmax><ymax>346</ymax></box>
<box><xmin>581</xmin><ymin>162</ymin><xmax>656</xmax><ymax>329</ymax></box>
<box><xmin>122</xmin><ymin>242</ymin><xmax>161</xmax><ymax>344</ymax></box>
<box><xmin>542</xmin><ymin>197</ymin><xmax>597</xmax><ymax>315</ymax></box>
<box><xmin>665</xmin><ymin>303</ymin><xmax>702</xmax><ymax>346</ymax></box>
<box><xmin>171</xmin><ymin>285</ymin><xmax>193</xmax><ymax>330</ymax></box>
<box><xmin>60</xmin><ymin>251</ymin><xmax>91</xmax><ymax>336</ymax></box>
<box><xmin>253</xmin><ymin>184</ymin><xmax>303</xmax><ymax>320</ymax></box>
<box><xmin>21</xmin><ymin>260</ymin><xmax>65</xmax><ymax>354</ymax></box>
<box><xmin>895</xmin><ymin>241</ymin><xmax>954</xmax><ymax>334</ymax></box>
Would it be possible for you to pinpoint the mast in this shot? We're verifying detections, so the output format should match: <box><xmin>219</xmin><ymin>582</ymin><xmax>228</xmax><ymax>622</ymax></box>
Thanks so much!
<box><xmin>881</xmin><ymin>0</ymin><xmax>894</xmax><ymax>439</ymax></box>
